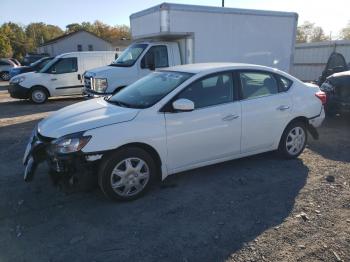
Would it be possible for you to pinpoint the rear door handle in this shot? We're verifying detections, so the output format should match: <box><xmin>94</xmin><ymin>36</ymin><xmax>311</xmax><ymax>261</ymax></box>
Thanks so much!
<box><xmin>51</xmin><ymin>78</ymin><xmax>57</xmax><ymax>81</ymax></box>
<box><xmin>277</xmin><ymin>105</ymin><xmax>290</xmax><ymax>111</ymax></box>
<box><xmin>222</xmin><ymin>114</ymin><xmax>240</xmax><ymax>121</ymax></box>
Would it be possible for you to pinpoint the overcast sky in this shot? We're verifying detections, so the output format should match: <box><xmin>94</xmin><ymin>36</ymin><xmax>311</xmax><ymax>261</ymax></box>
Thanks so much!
<box><xmin>1</xmin><ymin>0</ymin><xmax>349</xmax><ymax>38</ymax></box>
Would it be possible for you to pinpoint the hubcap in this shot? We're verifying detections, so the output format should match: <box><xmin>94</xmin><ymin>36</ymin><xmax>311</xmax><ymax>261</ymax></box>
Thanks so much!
<box><xmin>286</xmin><ymin>126</ymin><xmax>306</xmax><ymax>155</ymax></box>
<box><xmin>32</xmin><ymin>90</ymin><xmax>46</xmax><ymax>103</ymax></box>
<box><xmin>2</xmin><ymin>72</ymin><xmax>10</xmax><ymax>80</ymax></box>
<box><xmin>110</xmin><ymin>157</ymin><xmax>150</xmax><ymax>197</ymax></box>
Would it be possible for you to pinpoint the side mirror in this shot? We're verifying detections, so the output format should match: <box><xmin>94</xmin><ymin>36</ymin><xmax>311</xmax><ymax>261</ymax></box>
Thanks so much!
<box><xmin>172</xmin><ymin>98</ymin><xmax>195</xmax><ymax>112</ymax></box>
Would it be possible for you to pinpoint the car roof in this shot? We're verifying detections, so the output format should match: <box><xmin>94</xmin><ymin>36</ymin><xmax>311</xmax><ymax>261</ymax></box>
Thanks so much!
<box><xmin>161</xmin><ymin>62</ymin><xmax>282</xmax><ymax>74</ymax></box>
<box><xmin>330</xmin><ymin>70</ymin><xmax>350</xmax><ymax>78</ymax></box>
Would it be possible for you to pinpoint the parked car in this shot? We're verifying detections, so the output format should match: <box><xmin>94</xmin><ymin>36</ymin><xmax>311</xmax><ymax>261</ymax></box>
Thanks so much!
<box><xmin>22</xmin><ymin>53</ymin><xmax>50</xmax><ymax>66</ymax></box>
<box><xmin>9</xmin><ymin>58</ymin><xmax>21</xmax><ymax>66</ymax></box>
<box><xmin>320</xmin><ymin>70</ymin><xmax>350</xmax><ymax>116</ymax></box>
<box><xmin>8</xmin><ymin>51</ymin><xmax>118</xmax><ymax>104</ymax></box>
<box><xmin>0</xmin><ymin>58</ymin><xmax>18</xmax><ymax>81</ymax></box>
<box><xmin>9</xmin><ymin>57</ymin><xmax>53</xmax><ymax>78</ymax></box>
<box><xmin>23</xmin><ymin>63</ymin><xmax>325</xmax><ymax>200</ymax></box>
<box><xmin>83</xmin><ymin>3</ymin><xmax>297</xmax><ymax>97</ymax></box>
<box><xmin>317</xmin><ymin>52</ymin><xmax>348</xmax><ymax>85</ymax></box>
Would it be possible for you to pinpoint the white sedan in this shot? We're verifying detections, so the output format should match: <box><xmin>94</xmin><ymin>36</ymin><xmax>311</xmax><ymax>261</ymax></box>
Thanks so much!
<box><xmin>23</xmin><ymin>63</ymin><xmax>326</xmax><ymax>200</ymax></box>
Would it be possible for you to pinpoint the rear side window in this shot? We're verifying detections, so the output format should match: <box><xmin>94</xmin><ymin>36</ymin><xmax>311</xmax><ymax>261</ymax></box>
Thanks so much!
<box><xmin>278</xmin><ymin>75</ymin><xmax>293</xmax><ymax>92</ymax></box>
<box><xmin>50</xmin><ymin>58</ymin><xmax>78</xmax><ymax>74</ymax></box>
<box><xmin>239</xmin><ymin>72</ymin><xmax>278</xmax><ymax>99</ymax></box>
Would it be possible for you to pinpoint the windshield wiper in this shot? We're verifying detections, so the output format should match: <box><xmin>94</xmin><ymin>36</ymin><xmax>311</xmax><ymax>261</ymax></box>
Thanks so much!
<box><xmin>105</xmin><ymin>98</ymin><xmax>133</xmax><ymax>108</ymax></box>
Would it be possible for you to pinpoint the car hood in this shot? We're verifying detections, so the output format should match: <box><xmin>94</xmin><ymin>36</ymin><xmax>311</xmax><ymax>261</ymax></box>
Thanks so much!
<box><xmin>38</xmin><ymin>98</ymin><xmax>140</xmax><ymax>138</ymax></box>
<box><xmin>85</xmin><ymin>65</ymin><xmax>133</xmax><ymax>77</ymax></box>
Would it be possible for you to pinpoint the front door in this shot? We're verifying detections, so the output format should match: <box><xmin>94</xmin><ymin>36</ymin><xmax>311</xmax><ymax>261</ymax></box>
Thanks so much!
<box><xmin>48</xmin><ymin>57</ymin><xmax>82</xmax><ymax>96</ymax></box>
<box><xmin>138</xmin><ymin>45</ymin><xmax>170</xmax><ymax>79</ymax></box>
<box><xmin>165</xmin><ymin>72</ymin><xmax>241</xmax><ymax>173</ymax></box>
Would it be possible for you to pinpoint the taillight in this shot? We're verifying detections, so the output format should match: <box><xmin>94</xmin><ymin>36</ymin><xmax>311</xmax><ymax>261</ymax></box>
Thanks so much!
<box><xmin>315</xmin><ymin>91</ymin><xmax>327</xmax><ymax>105</ymax></box>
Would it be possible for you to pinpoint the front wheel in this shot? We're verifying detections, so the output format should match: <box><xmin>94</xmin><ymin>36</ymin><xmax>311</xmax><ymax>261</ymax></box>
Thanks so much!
<box><xmin>1</xmin><ymin>72</ymin><xmax>10</xmax><ymax>81</ymax></box>
<box><xmin>30</xmin><ymin>87</ymin><xmax>48</xmax><ymax>104</ymax></box>
<box><xmin>98</xmin><ymin>147</ymin><xmax>156</xmax><ymax>201</ymax></box>
<box><xmin>278</xmin><ymin>121</ymin><xmax>307</xmax><ymax>159</ymax></box>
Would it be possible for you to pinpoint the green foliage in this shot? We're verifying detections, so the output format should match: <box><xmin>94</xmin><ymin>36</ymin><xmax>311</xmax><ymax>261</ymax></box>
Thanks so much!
<box><xmin>0</xmin><ymin>32</ymin><xmax>13</xmax><ymax>57</ymax></box>
<box><xmin>296</xmin><ymin>21</ymin><xmax>330</xmax><ymax>43</ymax></box>
<box><xmin>0</xmin><ymin>21</ymin><xmax>131</xmax><ymax>61</ymax></box>
<box><xmin>339</xmin><ymin>21</ymin><xmax>350</xmax><ymax>40</ymax></box>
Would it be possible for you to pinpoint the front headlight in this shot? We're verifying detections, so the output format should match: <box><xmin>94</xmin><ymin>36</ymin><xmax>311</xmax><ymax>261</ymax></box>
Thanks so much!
<box><xmin>51</xmin><ymin>132</ymin><xmax>91</xmax><ymax>154</ymax></box>
<box><xmin>10</xmin><ymin>76</ymin><xmax>25</xmax><ymax>84</ymax></box>
<box><xmin>94</xmin><ymin>78</ymin><xmax>108</xmax><ymax>92</ymax></box>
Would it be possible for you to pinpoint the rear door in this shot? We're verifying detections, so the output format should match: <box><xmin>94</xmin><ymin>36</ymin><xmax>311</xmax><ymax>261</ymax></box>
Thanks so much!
<box><xmin>239</xmin><ymin>70</ymin><xmax>292</xmax><ymax>153</ymax></box>
<box><xmin>47</xmin><ymin>56</ymin><xmax>82</xmax><ymax>96</ymax></box>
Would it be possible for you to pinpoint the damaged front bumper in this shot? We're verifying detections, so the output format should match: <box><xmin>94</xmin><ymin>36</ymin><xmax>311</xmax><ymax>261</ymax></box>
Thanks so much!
<box><xmin>23</xmin><ymin>130</ymin><xmax>103</xmax><ymax>191</ymax></box>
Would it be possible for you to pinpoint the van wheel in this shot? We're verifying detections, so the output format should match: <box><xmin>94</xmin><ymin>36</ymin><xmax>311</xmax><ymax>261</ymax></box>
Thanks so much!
<box><xmin>1</xmin><ymin>72</ymin><xmax>10</xmax><ymax>81</ymax></box>
<box><xmin>30</xmin><ymin>87</ymin><xmax>48</xmax><ymax>104</ymax></box>
<box><xmin>98</xmin><ymin>147</ymin><xmax>156</xmax><ymax>201</ymax></box>
<box><xmin>278</xmin><ymin>121</ymin><xmax>307</xmax><ymax>159</ymax></box>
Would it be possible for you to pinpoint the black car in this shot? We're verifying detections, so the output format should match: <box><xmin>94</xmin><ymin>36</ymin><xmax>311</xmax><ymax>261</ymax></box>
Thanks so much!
<box><xmin>9</xmin><ymin>57</ymin><xmax>53</xmax><ymax>78</ymax></box>
<box><xmin>320</xmin><ymin>70</ymin><xmax>350</xmax><ymax>116</ymax></box>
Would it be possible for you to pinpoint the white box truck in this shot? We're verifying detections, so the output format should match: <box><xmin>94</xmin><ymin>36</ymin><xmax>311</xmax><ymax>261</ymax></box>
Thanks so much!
<box><xmin>83</xmin><ymin>2</ymin><xmax>297</xmax><ymax>97</ymax></box>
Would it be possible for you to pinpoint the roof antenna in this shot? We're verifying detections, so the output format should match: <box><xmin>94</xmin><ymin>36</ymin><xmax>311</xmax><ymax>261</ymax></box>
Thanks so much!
<box><xmin>222</xmin><ymin>0</ymin><xmax>225</xmax><ymax>7</ymax></box>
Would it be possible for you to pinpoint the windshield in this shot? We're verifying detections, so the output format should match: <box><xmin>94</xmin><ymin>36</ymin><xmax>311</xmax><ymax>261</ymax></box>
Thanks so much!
<box><xmin>107</xmin><ymin>71</ymin><xmax>193</xmax><ymax>109</ymax></box>
<box><xmin>110</xmin><ymin>43</ymin><xmax>148</xmax><ymax>67</ymax></box>
<box><xmin>39</xmin><ymin>57</ymin><xmax>58</xmax><ymax>73</ymax></box>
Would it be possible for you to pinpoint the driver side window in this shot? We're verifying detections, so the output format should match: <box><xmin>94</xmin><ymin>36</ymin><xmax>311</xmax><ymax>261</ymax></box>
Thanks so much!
<box><xmin>50</xmin><ymin>58</ymin><xmax>78</xmax><ymax>74</ymax></box>
<box><xmin>176</xmin><ymin>73</ymin><xmax>234</xmax><ymax>109</ymax></box>
<box><xmin>141</xmin><ymin>45</ymin><xmax>169</xmax><ymax>69</ymax></box>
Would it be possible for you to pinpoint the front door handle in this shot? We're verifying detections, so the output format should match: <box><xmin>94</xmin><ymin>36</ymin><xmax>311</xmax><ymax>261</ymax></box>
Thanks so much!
<box><xmin>277</xmin><ymin>105</ymin><xmax>290</xmax><ymax>111</ymax></box>
<box><xmin>51</xmin><ymin>78</ymin><xmax>57</xmax><ymax>81</ymax></box>
<box><xmin>222</xmin><ymin>114</ymin><xmax>240</xmax><ymax>121</ymax></box>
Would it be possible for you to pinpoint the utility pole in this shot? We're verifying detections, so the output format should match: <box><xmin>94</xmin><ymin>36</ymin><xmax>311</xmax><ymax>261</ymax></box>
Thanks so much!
<box><xmin>222</xmin><ymin>0</ymin><xmax>224</xmax><ymax>7</ymax></box>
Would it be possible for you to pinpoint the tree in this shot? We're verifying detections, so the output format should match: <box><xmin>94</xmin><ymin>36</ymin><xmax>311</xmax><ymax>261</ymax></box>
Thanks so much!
<box><xmin>339</xmin><ymin>21</ymin><xmax>350</xmax><ymax>40</ymax></box>
<box><xmin>296</xmin><ymin>21</ymin><xmax>330</xmax><ymax>43</ymax></box>
<box><xmin>0</xmin><ymin>32</ymin><xmax>12</xmax><ymax>57</ymax></box>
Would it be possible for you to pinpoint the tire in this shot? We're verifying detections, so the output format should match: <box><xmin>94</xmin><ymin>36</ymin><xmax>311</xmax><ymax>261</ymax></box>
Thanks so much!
<box><xmin>278</xmin><ymin>121</ymin><xmax>307</xmax><ymax>159</ymax></box>
<box><xmin>1</xmin><ymin>72</ymin><xmax>10</xmax><ymax>81</ymax></box>
<box><xmin>30</xmin><ymin>86</ymin><xmax>48</xmax><ymax>104</ymax></box>
<box><xmin>98</xmin><ymin>147</ymin><xmax>157</xmax><ymax>201</ymax></box>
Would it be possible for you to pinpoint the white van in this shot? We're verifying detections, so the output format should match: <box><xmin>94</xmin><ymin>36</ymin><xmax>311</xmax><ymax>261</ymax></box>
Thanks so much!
<box><xmin>8</xmin><ymin>51</ymin><xmax>118</xmax><ymax>103</ymax></box>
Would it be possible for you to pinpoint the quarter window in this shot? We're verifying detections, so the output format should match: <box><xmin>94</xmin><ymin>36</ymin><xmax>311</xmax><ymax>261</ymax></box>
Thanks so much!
<box><xmin>239</xmin><ymin>72</ymin><xmax>278</xmax><ymax>99</ymax></box>
<box><xmin>177</xmin><ymin>73</ymin><xmax>234</xmax><ymax>109</ymax></box>
<box><xmin>278</xmin><ymin>76</ymin><xmax>293</xmax><ymax>92</ymax></box>
<box><xmin>50</xmin><ymin>58</ymin><xmax>78</xmax><ymax>74</ymax></box>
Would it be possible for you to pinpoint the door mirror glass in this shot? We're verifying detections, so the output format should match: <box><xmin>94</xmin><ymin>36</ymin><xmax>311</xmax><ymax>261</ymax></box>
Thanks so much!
<box><xmin>172</xmin><ymin>98</ymin><xmax>195</xmax><ymax>112</ymax></box>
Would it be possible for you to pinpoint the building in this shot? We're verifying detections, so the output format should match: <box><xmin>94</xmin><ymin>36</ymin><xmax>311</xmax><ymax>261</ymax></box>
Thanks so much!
<box><xmin>37</xmin><ymin>30</ymin><xmax>114</xmax><ymax>56</ymax></box>
<box><xmin>111</xmin><ymin>39</ymin><xmax>132</xmax><ymax>52</ymax></box>
<box><xmin>291</xmin><ymin>40</ymin><xmax>350</xmax><ymax>81</ymax></box>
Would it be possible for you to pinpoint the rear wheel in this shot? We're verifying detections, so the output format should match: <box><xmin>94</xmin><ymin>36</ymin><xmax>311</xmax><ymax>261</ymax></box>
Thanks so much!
<box><xmin>30</xmin><ymin>87</ymin><xmax>48</xmax><ymax>104</ymax></box>
<box><xmin>278</xmin><ymin>121</ymin><xmax>307</xmax><ymax>159</ymax></box>
<box><xmin>0</xmin><ymin>72</ymin><xmax>10</xmax><ymax>81</ymax></box>
<box><xmin>98</xmin><ymin>147</ymin><xmax>156</xmax><ymax>201</ymax></box>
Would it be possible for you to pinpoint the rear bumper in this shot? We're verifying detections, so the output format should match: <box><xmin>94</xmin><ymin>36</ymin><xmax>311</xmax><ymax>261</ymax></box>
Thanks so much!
<box><xmin>8</xmin><ymin>83</ymin><xmax>30</xmax><ymax>99</ymax></box>
<box><xmin>308</xmin><ymin>107</ymin><xmax>325</xmax><ymax>128</ymax></box>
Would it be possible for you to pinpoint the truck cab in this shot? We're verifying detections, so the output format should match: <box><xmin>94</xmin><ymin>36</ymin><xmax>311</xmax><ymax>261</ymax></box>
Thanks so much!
<box><xmin>83</xmin><ymin>41</ymin><xmax>181</xmax><ymax>96</ymax></box>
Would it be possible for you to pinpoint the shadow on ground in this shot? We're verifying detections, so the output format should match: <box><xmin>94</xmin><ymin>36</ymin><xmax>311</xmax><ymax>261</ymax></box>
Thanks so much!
<box><xmin>308</xmin><ymin>115</ymin><xmax>350</xmax><ymax>163</ymax></box>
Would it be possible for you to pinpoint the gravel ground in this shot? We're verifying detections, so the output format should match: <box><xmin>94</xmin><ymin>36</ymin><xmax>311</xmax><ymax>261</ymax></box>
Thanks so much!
<box><xmin>0</xmin><ymin>81</ymin><xmax>349</xmax><ymax>262</ymax></box>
